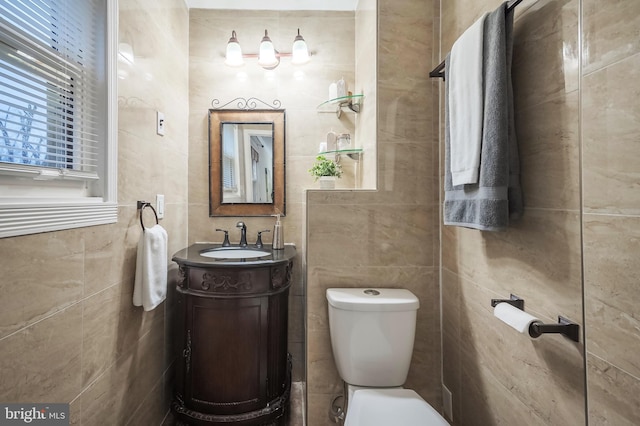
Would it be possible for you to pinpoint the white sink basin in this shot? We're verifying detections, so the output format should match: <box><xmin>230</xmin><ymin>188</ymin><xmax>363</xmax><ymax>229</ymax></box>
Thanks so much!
<box><xmin>200</xmin><ymin>248</ymin><xmax>271</xmax><ymax>259</ymax></box>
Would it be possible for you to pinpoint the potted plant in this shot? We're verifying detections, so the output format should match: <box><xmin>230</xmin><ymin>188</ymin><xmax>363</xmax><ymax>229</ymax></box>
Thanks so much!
<box><xmin>308</xmin><ymin>155</ymin><xmax>342</xmax><ymax>189</ymax></box>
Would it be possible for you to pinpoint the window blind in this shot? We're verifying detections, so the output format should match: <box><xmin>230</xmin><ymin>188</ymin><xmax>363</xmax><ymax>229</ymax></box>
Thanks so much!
<box><xmin>0</xmin><ymin>0</ymin><xmax>104</xmax><ymax>179</ymax></box>
<box><xmin>222</xmin><ymin>135</ymin><xmax>237</xmax><ymax>190</ymax></box>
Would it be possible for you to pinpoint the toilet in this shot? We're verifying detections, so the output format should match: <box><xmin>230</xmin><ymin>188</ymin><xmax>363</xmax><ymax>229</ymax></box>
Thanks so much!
<box><xmin>326</xmin><ymin>288</ymin><xmax>450</xmax><ymax>426</ymax></box>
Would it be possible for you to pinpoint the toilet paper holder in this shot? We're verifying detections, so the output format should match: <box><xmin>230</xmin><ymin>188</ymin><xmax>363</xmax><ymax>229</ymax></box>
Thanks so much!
<box><xmin>490</xmin><ymin>293</ymin><xmax>524</xmax><ymax>310</ymax></box>
<box><xmin>491</xmin><ymin>294</ymin><xmax>580</xmax><ymax>343</ymax></box>
<box><xmin>529</xmin><ymin>316</ymin><xmax>580</xmax><ymax>342</ymax></box>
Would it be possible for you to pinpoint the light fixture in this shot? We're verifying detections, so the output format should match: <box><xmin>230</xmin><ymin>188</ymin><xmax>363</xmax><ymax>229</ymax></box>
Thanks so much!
<box><xmin>291</xmin><ymin>29</ymin><xmax>310</xmax><ymax>65</ymax></box>
<box><xmin>224</xmin><ymin>29</ymin><xmax>311</xmax><ymax>70</ymax></box>
<box><xmin>224</xmin><ymin>30</ymin><xmax>244</xmax><ymax>67</ymax></box>
<box><xmin>258</xmin><ymin>30</ymin><xmax>279</xmax><ymax>69</ymax></box>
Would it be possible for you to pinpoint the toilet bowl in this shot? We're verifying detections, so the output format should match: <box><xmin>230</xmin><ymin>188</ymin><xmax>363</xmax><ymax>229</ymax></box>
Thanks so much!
<box><xmin>326</xmin><ymin>288</ymin><xmax>450</xmax><ymax>426</ymax></box>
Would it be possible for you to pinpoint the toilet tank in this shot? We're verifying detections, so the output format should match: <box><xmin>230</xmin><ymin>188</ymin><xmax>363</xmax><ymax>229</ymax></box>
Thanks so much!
<box><xmin>326</xmin><ymin>288</ymin><xmax>420</xmax><ymax>387</ymax></box>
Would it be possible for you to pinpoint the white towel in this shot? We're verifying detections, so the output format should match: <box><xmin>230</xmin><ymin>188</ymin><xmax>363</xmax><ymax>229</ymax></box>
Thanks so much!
<box><xmin>448</xmin><ymin>12</ymin><xmax>488</xmax><ymax>186</ymax></box>
<box><xmin>133</xmin><ymin>224</ymin><xmax>168</xmax><ymax>311</ymax></box>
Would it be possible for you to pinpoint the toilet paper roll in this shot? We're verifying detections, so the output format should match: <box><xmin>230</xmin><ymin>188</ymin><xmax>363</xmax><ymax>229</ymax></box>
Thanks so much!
<box><xmin>493</xmin><ymin>302</ymin><xmax>540</xmax><ymax>335</ymax></box>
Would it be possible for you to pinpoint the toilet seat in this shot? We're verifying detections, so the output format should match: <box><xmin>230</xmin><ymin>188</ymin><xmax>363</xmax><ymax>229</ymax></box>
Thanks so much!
<box><xmin>344</xmin><ymin>389</ymin><xmax>450</xmax><ymax>426</ymax></box>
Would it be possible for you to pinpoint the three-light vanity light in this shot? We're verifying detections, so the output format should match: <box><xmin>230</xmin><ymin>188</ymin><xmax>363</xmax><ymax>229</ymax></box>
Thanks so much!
<box><xmin>224</xmin><ymin>29</ymin><xmax>310</xmax><ymax>70</ymax></box>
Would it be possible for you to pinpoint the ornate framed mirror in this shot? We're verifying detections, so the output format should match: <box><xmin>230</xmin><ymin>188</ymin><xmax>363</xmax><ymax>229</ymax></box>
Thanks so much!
<box><xmin>208</xmin><ymin>109</ymin><xmax>285</xmax><ymax>216</ymax></box>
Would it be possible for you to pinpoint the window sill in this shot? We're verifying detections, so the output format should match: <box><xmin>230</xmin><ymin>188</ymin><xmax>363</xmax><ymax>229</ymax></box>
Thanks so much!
<box><xmin>0</xmin><ymin>200</ymin><xmax>118</xmax><ymax>238</ymax></box>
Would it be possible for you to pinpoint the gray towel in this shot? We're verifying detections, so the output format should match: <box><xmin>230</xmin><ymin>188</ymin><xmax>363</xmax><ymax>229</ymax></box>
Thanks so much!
<box><xmin>444</xmin><ymin>1</ymin><xmax>523</xmax><ymax>231</ymax></box>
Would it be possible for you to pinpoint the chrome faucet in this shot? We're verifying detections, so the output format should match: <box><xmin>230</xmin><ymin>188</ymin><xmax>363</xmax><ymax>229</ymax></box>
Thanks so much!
<box><xmin>236</xmin><ymin>221</ymin><xmax>247</xmax><ymax>247</ymax></box>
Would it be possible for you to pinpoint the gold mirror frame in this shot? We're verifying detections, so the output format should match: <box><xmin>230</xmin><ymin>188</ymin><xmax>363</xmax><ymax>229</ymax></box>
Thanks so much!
<box><xmin>208</xmin><ymin>109</ymin><xmax>286</xmax><ymax>216</ymax></box>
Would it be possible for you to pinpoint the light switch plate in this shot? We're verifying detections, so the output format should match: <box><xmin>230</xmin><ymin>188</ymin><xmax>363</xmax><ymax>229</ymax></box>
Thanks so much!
<box><xmin>156</xmin><ymin>194</ymin><xmax>165</xmax><ymax>219</ymax></box>
<box><xmin>157</xmin><ymin>111</ymin><xmax>165</xmax><ymax>136</ymax></box>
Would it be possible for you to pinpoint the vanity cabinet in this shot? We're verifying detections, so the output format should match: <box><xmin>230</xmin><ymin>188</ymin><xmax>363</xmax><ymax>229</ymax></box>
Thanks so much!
<box><xmin>171</xmin><ymin>246</ymin><xmax>295</xmax><ymax>426</ymax></box>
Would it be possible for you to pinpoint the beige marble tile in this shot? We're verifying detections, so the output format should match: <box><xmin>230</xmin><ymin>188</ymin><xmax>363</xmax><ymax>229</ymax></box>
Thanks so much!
<box><xmin>406</xmin><ymin>330</ymin><xmax>442</xmax><ymax>406</ymax></box>
<box><xmin>583</xmin><ymin>53</ymin><xmax>640</xmax><ymax>215</ymax></box>
<box><xmin>308</xmin><ymin>204</ymin><xmax>435</xmax><ymax>268</ymax></box>
<box><xmin>81</xmin><ymin>285</ymin><xmax>121</xmax><ymax>387</ymax></box>
<box><xmin>457</xmin><ymin>275</ymin><xmax>585</xmax><ymax>425</ymax></box>
<box><xmin>441</xmin><ymin>268</ymin><xmax>461</xmax><ymax>342</ymax></box>
<box><xmin>117</xmin><ymin>129</ymin><xmax>165</xmax><ymax>205</ymax></box>
<box><xmin>440</xmin><ymin>1</ymin><xmax>491</xmax><ymax>55</ymax></box>
<box><xmin>127</xmin><ymin>375</ymin><xmax>168</xmax><ymax>426</ymax></box>
<box><xmin>583</xmin><ymin>0</ymin><xmax>640</xmax><ymax>75</ymax></box>
<box><xmin>512</xmin><ymin>0</ymin><xmax>579</xmax><ymax>108</ymax></box>
<box><xmin>458</xmin><ymin>359</ymin><xmax>550</xmax><ymax>426</ymax></box>
<box><xmin>0</xmin><ymin>230</ymin><xmax>84</xmax><ymax>339</ymax></box>
<box><xmin>80</xmin><ymin>319</ymin><xmax>165</xmax><ymax>425</ymax></box>
<box><xmin>377</xmin><ymin>84</ymin><xmax>434</xmax><ymax>144</ymax></box>
<box><xmin>516</xmin><ymin>92</ymin><xmax>580</xmax><ymax>210</ymax></box>
<box><xmin>307</xmin><ymin>353</ymin><xmax>342</xmax><ymax>397</ymax></box>
<box><xmin>82</xmin><ymin>278</ymin><xmax>164</xmax><ymax>388</ymax></box>
<box><xmin>85</xmin><ymin>205</ymin><xmax>148</xmax><ymax>293</ymax></box>
<box><xmin>584</xmin><ymin>214</ymin><xmax>640</xmax><ymax>378</ymax></box>
<box><xmin>69</xmin><ymin>398</ymin><xmax>81</xmax><ymax>425</ymax></box>
<box><xmin>84</xmin><ymin>208</ymin><xmax>136</xmax><ymax>297</ymax></box>
<box><xmin>0</xmin><ymin>304</ymin><xmax>83</xmax><ymax>403</ymax></box>
<box><xmin>378</xmin><ymin>14</ymin><xmax>433</xmax><ymax>85</ymax></box>
<box><xmin>161</xmin><ymin>203</ymin><xmax>190</xmax><ymax>259</ymax></box>
<box><xmin>307</xmin><ymin>392</ymin><xmax>339</xmax><ymax>426</ymax></box>
<box><xmin>377</xmin><ymin>143</ymin><xmax>437</xmax><ymax>206</ymax></box>
<box><xmin>587</xmin><ymin>353</ymin><xmax>640</xmax><ymax>426</ymax></box>
<box><xmin>442</xmin><ymin>209</ymin><xmax>583</xmax><ymax>323</ymax></box>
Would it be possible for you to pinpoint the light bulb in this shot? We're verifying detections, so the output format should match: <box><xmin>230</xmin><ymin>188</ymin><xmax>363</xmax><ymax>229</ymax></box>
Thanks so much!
<box><xmin>258</xmin><ymin>30</ymin><xmax>279</xmax><ymax>69</ymax></box>
<box><xmin>225</xmin><ymin>31</ymin><xmax>244</xmax><ymax>67</ymax></box>
<box><xmin>291</xmin><ymin>29</ymin><xmax>310</xmax><ymax>65</ymax></box>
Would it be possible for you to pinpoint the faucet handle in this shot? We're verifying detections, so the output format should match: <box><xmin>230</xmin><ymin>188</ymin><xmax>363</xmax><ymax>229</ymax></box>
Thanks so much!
<box><xmin>255</xmin><ymin>229</ymin><xmax>271</xmax><ymax>248</ymax></box>
<box><xmin>215</xmin><ymin>228</ymin><xmax>231</xmax><ymax>247</ymax></box>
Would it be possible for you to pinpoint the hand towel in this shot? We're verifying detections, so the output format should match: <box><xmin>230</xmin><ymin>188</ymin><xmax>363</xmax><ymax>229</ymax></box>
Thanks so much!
<box><xmin>448</xmin><ymin>12</ymin><xmax>488</xmax><ymax>186</ymax></box>
<box><xmin>444</xmin><ymin>2</ymin><xmax>523</xmax><ymax>231</ymax></box>
<box><xmin>133</xmin><ymin>224</ymin><xmax>168</xmax><ymax>311</ymax></box>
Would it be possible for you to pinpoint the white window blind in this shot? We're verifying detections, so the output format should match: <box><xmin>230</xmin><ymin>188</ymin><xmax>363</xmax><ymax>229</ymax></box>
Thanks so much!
<box><xmin>0</xmin><ymin>0</ymin><xmax>103</xmax><ymax>179</ymax></box>
<box><xmin>0</xmin><ymin>0</ymin><xmax>117</xmax><ymax>238</ymax></box>
<box><xmin>222</xmin><ymin>123</ymin><xmax>239</xmax><ymax>193</ymax></box>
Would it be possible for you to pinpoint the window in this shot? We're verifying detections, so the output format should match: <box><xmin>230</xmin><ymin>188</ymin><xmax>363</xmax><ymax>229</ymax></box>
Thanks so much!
<box><xmin>221</xmin><ymin>123</ymin><xmax>242</xmax><ymax>201</ymax></box>
<box><xmin>0</xmin><ymin>0</ymin><xmax>117</xmax><ymax>238</ymax></box>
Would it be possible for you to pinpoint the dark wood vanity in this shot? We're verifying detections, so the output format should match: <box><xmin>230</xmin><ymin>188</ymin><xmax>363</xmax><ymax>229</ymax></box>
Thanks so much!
<box><xmin>171</xmin><ymin>244</ymin><xmax>296</xmax><ymax>426</ymax></box>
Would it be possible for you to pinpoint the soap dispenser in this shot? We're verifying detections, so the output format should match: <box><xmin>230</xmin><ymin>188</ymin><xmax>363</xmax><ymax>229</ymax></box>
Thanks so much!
<box><xmin>272</xmin><ymin>214</ymin><xmax>284</xmax><ymax>250</ymax></box>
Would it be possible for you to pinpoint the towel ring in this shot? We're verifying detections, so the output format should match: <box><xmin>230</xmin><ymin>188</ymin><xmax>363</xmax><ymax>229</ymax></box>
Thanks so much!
<box><xmin>137</xmin><ymin>201</ymin><xmax>159</xmax><ymax>231</ymax></box>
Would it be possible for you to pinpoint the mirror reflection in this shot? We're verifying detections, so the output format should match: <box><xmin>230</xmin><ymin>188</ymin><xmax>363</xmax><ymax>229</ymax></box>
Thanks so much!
<box><xmin>221</xmin><ymin>123</ymin><xmax>273</xmax><ymax>204</ymax></box>
<box><xmin>209</xmin><ymin>109</ymin><xmax>285</xmax><ymax>217</ymax></box>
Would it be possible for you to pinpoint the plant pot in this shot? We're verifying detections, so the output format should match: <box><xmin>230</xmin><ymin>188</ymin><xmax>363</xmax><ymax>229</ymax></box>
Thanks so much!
<box><xmin>318</xmin><ymin>176</ymin><xmax>336</xmax><ymax>189</ymax></box>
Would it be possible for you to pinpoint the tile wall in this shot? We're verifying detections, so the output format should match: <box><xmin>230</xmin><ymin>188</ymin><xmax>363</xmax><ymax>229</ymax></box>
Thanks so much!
<box><xmin>440</xmin><ymin>0</ymin><xmax>640</xmax><ymax>424</ymax></box>
<box><xmin>582</xmin><ymin>0</ymin><xmax>640</xmax><ymax>424</ymax></box>
<box><xmin>0</xmin><ymin>0</ymin><xmax>190</xmax><ymax>424</ymax></box>
<box><xmin>440</xmin><ymin>0</ymin><xmax>586</xmax><ymax>424</ymax></box>
<box><xmin>305</xmin><ymin>0</ymin><xmax>440</xmax><ymax>424</ymax></box>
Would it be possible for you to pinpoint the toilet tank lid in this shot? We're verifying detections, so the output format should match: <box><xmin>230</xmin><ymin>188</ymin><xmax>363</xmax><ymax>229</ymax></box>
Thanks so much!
<box><xmin>326</xmin><ymin>288</ymin><xmax>419</xmax><ymax>312</ymax></box>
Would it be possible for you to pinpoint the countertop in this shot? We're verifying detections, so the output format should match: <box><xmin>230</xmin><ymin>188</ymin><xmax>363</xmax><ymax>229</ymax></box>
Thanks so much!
<box><xmin>172</xmin><ymin>243</ymin><xmax>296</xmax><ymax>268</ymax></box>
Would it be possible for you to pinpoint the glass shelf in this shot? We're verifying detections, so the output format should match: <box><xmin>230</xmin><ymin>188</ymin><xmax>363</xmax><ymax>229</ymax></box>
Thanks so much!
<box><xmin>317</xmin><ymin>94</ymin><xmax>364</xmax><ymax>117</ymax></box>
<box><xmin>319</xmin><ymin>148</ymin><xmax>363</xmax><ymax>161</ymax></box>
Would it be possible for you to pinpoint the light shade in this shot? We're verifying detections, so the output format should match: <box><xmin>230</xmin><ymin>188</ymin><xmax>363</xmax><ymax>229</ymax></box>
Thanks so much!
<box><xmin>291</xmin><ymin>29</ymin><xmax>310</xmax><ymax>65</ymax></box>
<box><xmin>225</xmin><ymin>30</ymin><xmax>244</xmax><ymax>67</ymax></box>
<box><xmin>258</xmin><ymin>30</ymin><xmax>279</xmax><ymax>69</ymax></box>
